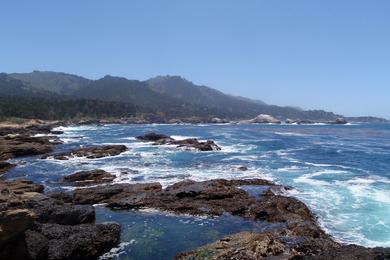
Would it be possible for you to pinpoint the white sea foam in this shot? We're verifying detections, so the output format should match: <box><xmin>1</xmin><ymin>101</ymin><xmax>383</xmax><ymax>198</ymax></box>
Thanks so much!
<box><xmin>99</xmin><ymin>241</ymin><xmax>135</xmax><ymax>259</ymax></box>
<box><xmin>274</xmin><ymin>132</ymin><xmax>311</xmax><ymax>137</ymax></box>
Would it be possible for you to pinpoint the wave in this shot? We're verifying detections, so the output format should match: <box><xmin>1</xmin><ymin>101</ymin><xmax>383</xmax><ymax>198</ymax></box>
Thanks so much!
<box><xmin>274</xmin><ymin>132</ymin><xmax>311</xmax><ymax>137</ymax></box>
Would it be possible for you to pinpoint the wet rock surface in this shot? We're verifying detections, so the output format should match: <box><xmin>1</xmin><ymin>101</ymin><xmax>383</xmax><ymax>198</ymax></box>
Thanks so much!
<box><xmin>42</xmin><ymin>144</ymin><xmax>128</xmax><ymax>160</ymax></box>
<box><xmin>0</xmin><ymin>179</ymin><xmax>120</xmax><ymax>259</ymax></box>
<box><xmin>25</xmin><ymin>222</ymin><xmax>120</xmax><ymax>260</ymax></box>
<box><xmin>62</xmin><ymin>169</ymin><xmax>116</xmax><ymax>186</ymax></box>
<box><xmin>0</xmin><ymin>135</ymin><xmax>58</xmax><ymax>161</ymax></box>
<box><xmin>0</xmin><ymin>122</ymin><xmax>63</xmax><ymax>175</ymax></box>
<box><xmin>0</xmin><ymin>161</ymin><xmax>15</xmax><ymax>174</ymax></box>
<box><xmin>136</xmin><ymin>132</ymin><xmax>221</xmax><ymax>151</ymax></box>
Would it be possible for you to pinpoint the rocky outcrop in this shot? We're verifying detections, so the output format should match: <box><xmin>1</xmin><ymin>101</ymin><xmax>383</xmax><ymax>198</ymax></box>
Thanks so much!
<box><xmin>330</xmin><ymin>118</ymin><xmax>348</xmax><ymax>124</ymax></box>
<box><xmin>52</xmin><ymin>178</ymin><xmax>312</xmax><ymax>227</ymax></box>
<box><xmin>0</xmin><ymin>179</ymin><xmax>120</xmax><ymax>259</ymax></box>
<box><xmin>0</xmin><ymin>161</ymin><xmax>15</xmax><ymax>174</ymax></box>
<box><xmin>62</xmin><ymin>169</ymin><xmax>116</xmax><ymax>186</ymax></box>
<box><xmin>25</xmin><ymin>223</ymin><xmax>120</xmax><ymax>260</ymax></box>
<box><xmin>240</xmin><ymin>114</ymin><xmax>281</xmax><ymax>124</ymax></box>
<box><xmin>0</xmin><ymin>135</ymin><xmax>59</xmax><ymax>161</ymax></box>
<box><xmin>136</xmin><ymin>132</ymin><xmax>221</xmax><ymax>151</ymax></box>
<box><xmin>42</xmin><ymin>145</ymin><xmax>128</xmax><ymax>160</ymax></box>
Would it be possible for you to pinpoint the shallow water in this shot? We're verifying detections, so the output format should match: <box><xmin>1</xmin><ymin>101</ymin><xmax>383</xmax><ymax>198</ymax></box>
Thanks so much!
<box><xmin>5</xmin><ymin>123</ymin><xmax>390</xmax><ymax>248</ymax></box>
<box><xmin>95</xmin><ymin>207</ymin><xmax>284</xmax><ymax>260</ymax></box>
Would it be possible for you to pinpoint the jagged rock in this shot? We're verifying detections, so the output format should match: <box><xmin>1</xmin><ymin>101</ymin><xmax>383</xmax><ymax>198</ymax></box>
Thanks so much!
<box><xmin>0</xmin><ymin>161</ymin><xmax>15</xmax><ymax>174</ymax></box>
<box><xmin>331</xmin><ymin>118</ymin><xmax>348</xmax><ymax>124</ymax></box>
<box><xmin>62</xmin><ymin>169</ymin><xmax>116</xmax><ymax>186</ymax></box>
<box><xmin>136</xmin><ymin>132</ymin><xmax>221</xmax><ymax>151</ymax></box>
<box><xmin>42</xmin><ymin>145</ymin><xmax>128</xmax><ymax>160</ymax></box>
<box><xmin>25</xmin><ymin>223</ymin><xmax>120</xmax><ymax>260</ymax></box>
<box><xmin>301</xmin><ymin>244</ymin><xmax>390</xmax><ymax>259</ymax></box>
<box><xmin>0</xmin><ymin>135</ymin><xmax>56</xmax><ymax>160</ymax></box>
<box><xmin>136</xmin><ymin>132</ymin><xmax>173</xmax><ymax>142</ymax></box>
<box><xmin>238</xmin><ymin>166</ymin><xmax>248</xmax><ymax>171</ymax></box>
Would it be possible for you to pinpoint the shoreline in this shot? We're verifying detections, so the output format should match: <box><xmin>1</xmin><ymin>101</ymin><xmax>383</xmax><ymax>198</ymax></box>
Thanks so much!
<box><xmin>0</xmin><ymin>122</ymin><xmax>389</xmax><ymax>259</ymax></box>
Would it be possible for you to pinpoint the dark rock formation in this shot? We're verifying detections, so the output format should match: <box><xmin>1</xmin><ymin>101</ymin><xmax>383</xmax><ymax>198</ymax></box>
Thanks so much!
<box><xmin>238</xmin><ymin>166</ymin><xmax>248</xmax><ymax>171</ymax></box>
<box><xmin>331</xmin><ymin>118</ymin><xmax>348</xmax><ymax>124</ymax></box>
<box><xmin>25</xmin><ymin>223</ymin><xmax>120</xmax><ymax>260</ymax></box>
<box><xmin>0</xmin><ymin>161</ymin><xmax>15</xmax><ymax>174</ymax></box>
<box><xmin>0</xmin><ymin>179</ymin><xmax>119</xmax><ymax>259</ymax></box>
<box><xmin>136</xmin><ymin>132</ymin><xmax>221</xmax><ymax>151</ymax></box>
<box><xmin>0</xmin><ymin>135</ymin><xmax>58</xmax><ymax>161</ymax></box>
<box><xmin>136</xmin><ymin>132</ymin><xmax>173</xmax><ymax>142</ymax></box>
<box><xmin>62</xmin><ymin>169</ymin><xmax>116</xmax><ymax>186</ymax></box>
<box><xmin>42</xmin><ymin>145</ymin><xmax>128</xmax><ymax>160</ymax></box>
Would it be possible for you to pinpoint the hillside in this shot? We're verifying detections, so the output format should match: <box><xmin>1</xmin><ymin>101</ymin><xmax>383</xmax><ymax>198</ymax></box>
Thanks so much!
<box><xmin>10</xmin><ymin>71</ymin><xmax>91</xmax><ymax>95</ymax></box>
<box><xmin>1</xmin><ymin>70</ymin><xmax>351</xmax><ymax>121</ymax></box>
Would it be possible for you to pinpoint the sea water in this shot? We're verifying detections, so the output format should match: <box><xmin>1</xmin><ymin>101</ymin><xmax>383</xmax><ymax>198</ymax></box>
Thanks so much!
<box><xmin>5</xmin><ymin>123</ymin><xmax>390</xmax><ymax>253</ymax></box>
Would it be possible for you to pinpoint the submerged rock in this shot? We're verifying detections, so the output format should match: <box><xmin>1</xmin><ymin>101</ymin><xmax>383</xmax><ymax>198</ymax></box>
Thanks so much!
<box><xmin>42</xmin><ymin>145</ymin><xmax>128</xmax><ymax>160</ymax></box>
<box><xmin>63</xmin><ymin>169</ymin><xmax>116</xmax><ymax>186</ymax></box>
<box><xmin>136</xmin><ymin>132</ymin><xmax>221</xmax><ymax>151</ymax></box>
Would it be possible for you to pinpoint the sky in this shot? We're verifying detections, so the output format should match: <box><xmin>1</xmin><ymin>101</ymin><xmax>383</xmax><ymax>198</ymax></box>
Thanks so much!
<box><xmin>1</xmin><ymin>1</ymin><xmax>389</xmax><ymax>118</ymax></box>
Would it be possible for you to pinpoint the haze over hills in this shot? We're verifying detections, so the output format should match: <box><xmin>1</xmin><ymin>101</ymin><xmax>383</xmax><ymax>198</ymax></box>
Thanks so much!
<box><xmin>0</xmin><ymin>71</ymin><xmax>387</xmax><ymax>122</ymax></box>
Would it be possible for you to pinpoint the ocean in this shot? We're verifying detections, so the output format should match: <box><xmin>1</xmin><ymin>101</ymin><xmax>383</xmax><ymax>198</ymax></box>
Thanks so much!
<box><xmin>6</xmin><ymin>123</ymin><xmax>390</xmax><ymax>258</ymax></box>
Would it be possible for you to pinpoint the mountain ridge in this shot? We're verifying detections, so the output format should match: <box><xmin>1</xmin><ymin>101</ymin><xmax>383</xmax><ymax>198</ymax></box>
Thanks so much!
<box><xmin>2</xmin><ymin>70</ymin><xmax>385</xmax><ymax>122</ymax></box>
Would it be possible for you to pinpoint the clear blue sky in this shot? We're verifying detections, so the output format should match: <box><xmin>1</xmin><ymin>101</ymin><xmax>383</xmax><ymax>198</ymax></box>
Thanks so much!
<box><xmin>1</xmin><ymin>0</ymin><xmax>389</xmax><ymax>118</ymax></box>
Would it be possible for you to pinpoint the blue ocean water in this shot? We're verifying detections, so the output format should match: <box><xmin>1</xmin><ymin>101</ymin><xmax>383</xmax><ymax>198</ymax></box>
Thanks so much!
<box><xmin>5</xmin><ymin>123</ymin><xmax>390</xmax><ymax>249</ymax></box>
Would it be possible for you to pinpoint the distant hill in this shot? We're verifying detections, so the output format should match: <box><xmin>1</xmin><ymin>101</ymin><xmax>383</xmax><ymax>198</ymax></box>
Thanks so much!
<box><xmin>2</xmin><ymin>70</ymin><xmax>347</xmax><ymax>121</ymax></box>
<box><xmin>346</xmin><ymin>116</ymin><xmax>389</xmax><ymax>123</ymax></box>
<box><xmin>10</xmin><ymin>71</ymin><xmax>91</xmax><ymax>95</ymax></box>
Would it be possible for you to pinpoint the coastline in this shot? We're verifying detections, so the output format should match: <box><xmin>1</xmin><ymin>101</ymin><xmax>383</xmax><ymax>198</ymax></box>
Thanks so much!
<box><xmin>0</xmin><ymin>121</ymin><xmax>389</xmax><ymax>259</ymax></box>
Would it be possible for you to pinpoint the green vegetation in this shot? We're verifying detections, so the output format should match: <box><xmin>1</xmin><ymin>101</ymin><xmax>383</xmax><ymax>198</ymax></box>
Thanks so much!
<box><xmin>0</xmin><ymin>96</ymin><xmax>136</xmax><ymax>120</ymax></box>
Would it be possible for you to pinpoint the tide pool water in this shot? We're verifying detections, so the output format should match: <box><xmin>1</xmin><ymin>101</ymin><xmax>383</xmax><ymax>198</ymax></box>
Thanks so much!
<box><xmin>5</xmin><ymin>123</ymin><xmax>390</xmax><ymax>248</ymax></box>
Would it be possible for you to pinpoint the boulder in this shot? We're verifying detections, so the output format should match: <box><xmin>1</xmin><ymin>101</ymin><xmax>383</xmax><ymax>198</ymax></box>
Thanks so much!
<box><xmin>43</xmin><ymin>145</ymin><xmax>128</xmax><ymax>160</ymax></box>
<box><xmin>62</xmin><ymin>169</ymin><xmax>116</xmax><ymax>186</ymax></box>
<box><xmin>136</xmin><ymin>132</ymin><xmax>221</xmax><ymax>151</ymax></box>
<box><xmin>0</xmin><ymin>135</ymin><xmax>56</xmax><ymax>160</ymax></box>
<box><xmin>25</xmin><ymin>223</ymin><xmax>120</xmax><ymax>260</ymax></box>
<box><xmin>136</xmin><ymin>132</ymin><xmax>173</xmax><ymax>142</ymax></box>
<box><xmin>0</xmin><ymin>161</ymin><xmax>15</xmax><ymax>174</ymax></box>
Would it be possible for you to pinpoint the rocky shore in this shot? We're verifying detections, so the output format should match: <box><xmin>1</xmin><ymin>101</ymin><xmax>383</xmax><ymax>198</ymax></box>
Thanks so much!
<box><xmin>1</xmin><ymin>121</ymin><xmax>389</xmax><ymax>259</ymax></box>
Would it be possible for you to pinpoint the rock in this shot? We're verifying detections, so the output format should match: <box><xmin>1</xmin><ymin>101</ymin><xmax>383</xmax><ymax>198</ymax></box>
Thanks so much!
<box><xmin>0</xmin><ymin>135</ymin><xmax>56</xmax><ymax>160</ymax></box>
<box><xmin>62</xmin><ymin>169</ymin><xmax>116</xmax><ymax>186</ymax></box>
<box><xmin>238</xmin><ymin>166</ymin><xmax>248</xmax><ymax>171</ymax></box>
<box><xmin>176</xmin><ymin>232</ymin><xmax>287</xmax><ymax>260</ymax></box>
<box><xmin>331</xmin><ymin>118</ymin><xmax>348</xmax><ymax>124</ymax></box>
<box><xmin>240</xmin><ymin>114</ymin><xmax>281</xmax><ymax>124</ymax></box>
<box><xmin>25</xmin><ymin>223</ymin><xmax>120</xmax><ymax>260</ymax></box>
<box><xmin>0</xmin><ymin>161</ymin><xmax>15</xmax><ymax>174</ymax></box>
<box><xmin>57</xmin><ymin>178</ymin><xmax>315</xmax><ymax>228</ymax></box>
<box><xmin>136</xmin><ymin>132</ymin><xmax>221</xmax><ymax>151</ymax></box>
<box><xmin>301</xmin><ymin>244</ymin><xmax>390</xmax><ymax>259</ymax></box>
<box><xmin>0</xmin><ymin>209</ymin><xmax>34</xmax><ymax>247</ymax></box>
<box><xmin>172</xmin><ymin>139</ymin><xmax>221</xmax><ymax>151</ymax></box>
<box><xmin>0</xmin><ymin>178</ymin><xmax>122</xmax><ymax>259</ymax></box>
<box><xmin>43</xmin><ymin>145</ymin><xmax>128</xmax><ymax>160</ymax></box>
<box><xmin>29</xmin><ymin>195</ymin><xmax>95</xmax><ymax>225</ymax></box>
<box><xmin>136</xmin><ymin>132</ymin><xmax>173</xmax><ymax>142</ymax></box>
